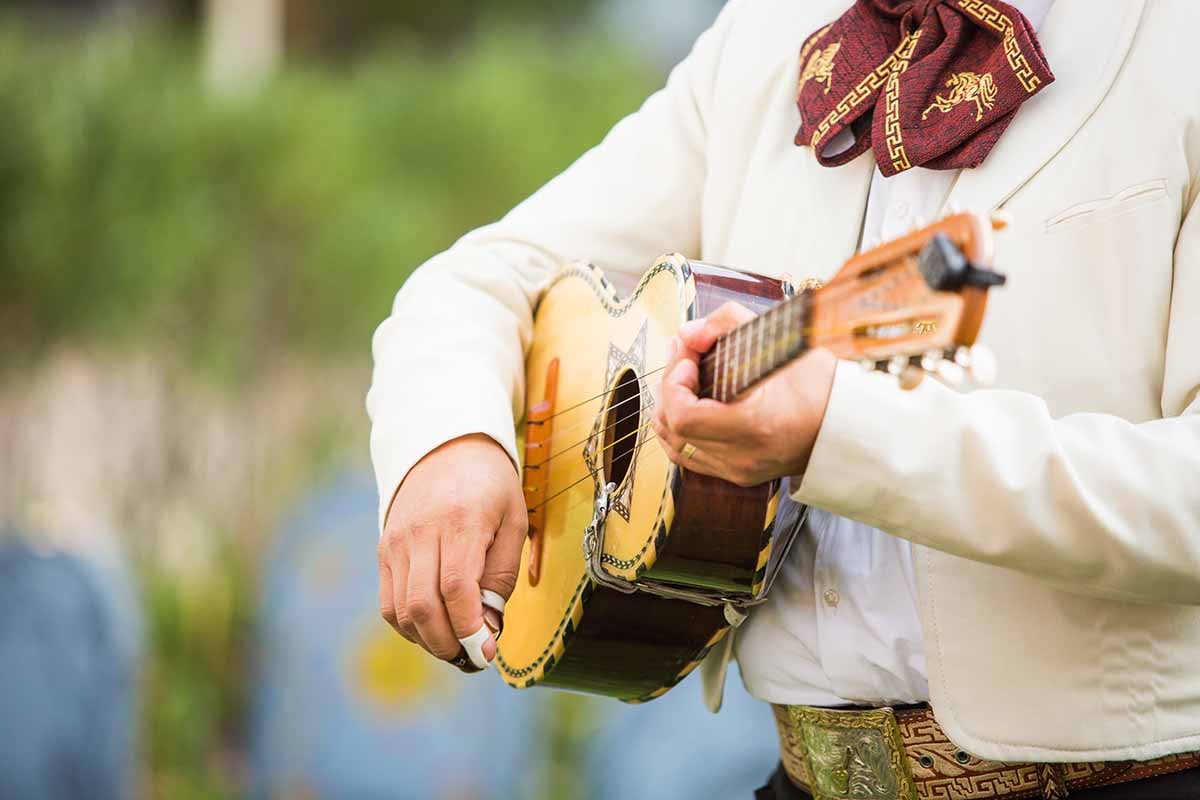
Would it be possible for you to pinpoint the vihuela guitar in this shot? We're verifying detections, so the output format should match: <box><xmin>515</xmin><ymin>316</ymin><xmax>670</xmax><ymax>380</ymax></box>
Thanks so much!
<box><xmin>496</xmin><ymin>213</ymin><xmax>1006</xmax><ymax>702</ymax></box>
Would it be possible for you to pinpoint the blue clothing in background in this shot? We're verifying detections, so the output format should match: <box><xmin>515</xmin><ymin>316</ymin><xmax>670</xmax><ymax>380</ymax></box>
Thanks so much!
<box><xmin>0</xmin><ymin>538</ymin><xmax>140</xmax><ymax>800</ymax></box>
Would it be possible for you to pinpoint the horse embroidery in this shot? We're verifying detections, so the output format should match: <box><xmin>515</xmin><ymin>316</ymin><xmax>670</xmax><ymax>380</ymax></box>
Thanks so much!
<box><xmin>799</xmin><ymin>41</ymin><xmax>841</xmax><ymax>95</ymax></box>
<box><xmin>922</xmin><ymin>71</ymin><xmax>997</xmax><ymax>122</ymax></box>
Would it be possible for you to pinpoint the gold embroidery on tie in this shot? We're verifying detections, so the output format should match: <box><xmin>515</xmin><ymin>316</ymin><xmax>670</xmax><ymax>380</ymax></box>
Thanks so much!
<box><xmin>955</xmin><ymin>0</ymin><xmax>1042</xmax><ymax>92</ymax></box>
<box><xmin>810</xmin><ymin>31</ymin><xmax>921</xmax><ymax>152</ymax></box>
<box><xmin>882</xmin><ymin>31</ymin><xmax>923</xmax><ymax>173</ymax></box>
<box><xmin>922</xmin><ymin>71</ymin><xmax>997</xmax><ymax>122</ymax></box>
<box><xmin>799</xmin><ymin>23</ymin><xmax>834</xmax><ymax>66</ymax></box>
<box><xmin>799</xmin><ymin>41</ymin><xmax>842</xmax><ymax>96</ymax></box>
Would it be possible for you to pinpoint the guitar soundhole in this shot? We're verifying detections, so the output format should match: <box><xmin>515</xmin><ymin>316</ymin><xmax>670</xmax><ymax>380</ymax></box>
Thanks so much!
<box><xmin>602</xmin><ymin>368</ymin><xmax>641</xmax><ymax>491</ymax></box>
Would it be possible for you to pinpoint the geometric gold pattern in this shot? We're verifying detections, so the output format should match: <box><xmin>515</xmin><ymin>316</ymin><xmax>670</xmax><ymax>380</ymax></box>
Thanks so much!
<box><xmin>811</xmin><ymin>31</ymin><xmax>923</xmax><ymax>152</ymax></box>
<box><xmin>883</xmin><ymin>31</ymin><xmax>924</xmax><ymax>173</ymax></box>
<box><xmin>956</xmin><ymin>0</ymin><xmax>1043</xmax><ymax>92</ymax></box>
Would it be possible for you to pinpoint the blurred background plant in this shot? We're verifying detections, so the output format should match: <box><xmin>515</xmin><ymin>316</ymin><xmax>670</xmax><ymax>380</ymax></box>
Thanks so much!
<box><xmin>0</xmin><ymin>1</ymin><xmax>782</xmax><ymax>798</ymax></box>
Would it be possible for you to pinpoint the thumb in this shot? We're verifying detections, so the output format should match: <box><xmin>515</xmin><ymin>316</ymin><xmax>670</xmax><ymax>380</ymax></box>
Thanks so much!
<box><xmin>678</xmin><ymin>301</ymin><xmax>757</xmax><ymax>353</ymax></box>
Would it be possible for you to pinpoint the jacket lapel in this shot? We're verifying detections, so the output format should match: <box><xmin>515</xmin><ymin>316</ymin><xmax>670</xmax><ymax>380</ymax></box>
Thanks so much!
<box><xmin>944</xmin><ymin>0</ymin><xmax>1147</xmax><ymax>214</ymax></box>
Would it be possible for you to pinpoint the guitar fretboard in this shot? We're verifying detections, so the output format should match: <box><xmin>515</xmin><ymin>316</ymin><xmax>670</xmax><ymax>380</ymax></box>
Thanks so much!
<box><xmin>697</xmin><ymin>291</ymin><xmax>812</xmax><ymax>402</ymax></box>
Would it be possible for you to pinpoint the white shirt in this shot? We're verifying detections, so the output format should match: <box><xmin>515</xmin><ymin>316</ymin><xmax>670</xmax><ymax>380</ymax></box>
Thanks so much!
<box><xmin>733</xmin><ymin>0</ymin><xmax>1055</xmax><ymax>707</ymax></box>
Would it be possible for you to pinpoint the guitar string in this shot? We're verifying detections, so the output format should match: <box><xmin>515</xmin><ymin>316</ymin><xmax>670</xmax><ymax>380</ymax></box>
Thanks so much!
<box><xmin>535</xmin><ymin>366</ymin><xmax>666</xmax><ymax>425</ymax></box>
<box><xmin>526</xmin><ymin>420</ymin><xmax>659</xmax><ymax>514</ymax></box>
<box><xmin>521</xmin><ymin>248</ymin><xmax>972</xmax><ymax>516</ymax></box>
<box><xmin>549</xmin><ymin>436</ymin><xmax>666</xmax><ymax>520</ymax></box>
<box><xmin>528</xmin><ymin>271</ymin><xmax>858</xmax><ymax>426</ymax></box>
<box><xmin>529</xmin><ymin>262</ymin><xmax>956</xmax><ymax>453</ymax></box>
<box><xmin>526</xmin><ymin>386</ymin><xmax>657</xmax><ymax>463</ymax></box>
<box><xmin>530</xmin><ymin>307</ymin><xmax>935</xmax><ymax>462</ymax></box>
<box><xmin>529</xmin><ymin>398</ymin><xmax>656</xmax><ymax>469</ymax></box>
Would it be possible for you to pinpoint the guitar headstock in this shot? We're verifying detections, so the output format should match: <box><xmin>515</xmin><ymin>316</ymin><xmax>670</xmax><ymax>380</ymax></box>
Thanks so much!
<box><xmin>808</xmin><ymin>212</ymin><xmax>1006</xmax><ymax>389</ymax></box>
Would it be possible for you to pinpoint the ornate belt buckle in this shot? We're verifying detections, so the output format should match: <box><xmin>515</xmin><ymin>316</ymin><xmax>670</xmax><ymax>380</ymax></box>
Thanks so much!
<box><xmin>788</xmin><ymin>706</ymin><xmax>918</xmax><ymax>800</ymax></box>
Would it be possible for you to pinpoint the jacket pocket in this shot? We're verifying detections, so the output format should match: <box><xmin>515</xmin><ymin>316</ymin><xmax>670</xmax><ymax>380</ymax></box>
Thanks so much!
<box><xmin>1044</xmin><ymin>179</ymin><xmax>1168</xmax><ymax>232</ymax></box>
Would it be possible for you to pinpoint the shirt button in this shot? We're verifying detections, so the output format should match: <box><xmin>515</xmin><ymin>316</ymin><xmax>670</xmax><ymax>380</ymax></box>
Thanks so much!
<box><xmin>893</xmin><ymin>200</ymin><xmax>911</xmax><ymax>217</ymax></box>
<box><xmin>823</xmin><ymin>588</ymin><xmax>840</xmax><ymax>608</ymax></box>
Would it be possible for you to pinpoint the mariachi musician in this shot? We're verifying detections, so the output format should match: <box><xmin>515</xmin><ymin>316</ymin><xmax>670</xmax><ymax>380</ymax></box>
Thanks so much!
<box><xmin>368</xmin><ymin>1</ymin><xmax>1200</xmax><ymax>797</ymax></box>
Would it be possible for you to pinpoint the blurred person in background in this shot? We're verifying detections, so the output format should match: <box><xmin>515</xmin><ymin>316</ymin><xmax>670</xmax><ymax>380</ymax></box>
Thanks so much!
<box><xmin>0</xmin><ymin>537</ymin><xmax>139</xmax><ymax>800</ymax></box>
<box><xmin>369</xmin><ymin>1</ymin><xmax>1200</xmax><ymax>798</ymax></box>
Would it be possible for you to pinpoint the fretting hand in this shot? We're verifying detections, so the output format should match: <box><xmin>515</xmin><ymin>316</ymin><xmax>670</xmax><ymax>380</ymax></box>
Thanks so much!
<box><xmin>652</xmin><ymin>302</ymin><xmax>837</xmax><ymax>486</ymax></box>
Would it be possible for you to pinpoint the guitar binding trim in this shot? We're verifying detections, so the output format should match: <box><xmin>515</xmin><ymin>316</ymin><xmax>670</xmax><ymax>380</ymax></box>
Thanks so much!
<box><xmin>581</xmin><ymin>480</ymin><xmax>806</xmax><ymax>616</ymax></box>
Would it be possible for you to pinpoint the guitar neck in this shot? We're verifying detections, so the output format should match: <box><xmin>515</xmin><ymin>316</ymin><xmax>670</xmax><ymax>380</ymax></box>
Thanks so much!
<box><xmin>698</xmin><ymin>291</ymin><xmax>812</xmax><ymax>402</ymax></box>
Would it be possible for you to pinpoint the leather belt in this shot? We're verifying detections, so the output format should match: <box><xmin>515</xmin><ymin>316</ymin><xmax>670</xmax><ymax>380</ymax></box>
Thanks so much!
<box><xmin>772</xmin><ymin>703</ymin><xmax>1200</xmax><ymax>800</ymax></box>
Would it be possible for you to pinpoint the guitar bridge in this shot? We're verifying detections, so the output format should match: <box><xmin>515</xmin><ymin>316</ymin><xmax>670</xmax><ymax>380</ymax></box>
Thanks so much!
<box><xmin>522</xmin><ymin>358</ymin><xmax>559</xmax><ymax>586</ymax></box>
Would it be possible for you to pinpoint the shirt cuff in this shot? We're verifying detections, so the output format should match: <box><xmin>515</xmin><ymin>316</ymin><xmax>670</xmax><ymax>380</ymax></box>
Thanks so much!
<box><xmin>370</xmin><ymin>381</ymin><xmax>519</xmax><ymax>533</ymax></box>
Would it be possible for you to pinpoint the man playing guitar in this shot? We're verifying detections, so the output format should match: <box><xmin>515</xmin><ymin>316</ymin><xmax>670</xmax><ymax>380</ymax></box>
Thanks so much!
<box><xmin>369</xmin><ymin>1</ymin><xmax>1200</xmax><ymax>797</ymax></box>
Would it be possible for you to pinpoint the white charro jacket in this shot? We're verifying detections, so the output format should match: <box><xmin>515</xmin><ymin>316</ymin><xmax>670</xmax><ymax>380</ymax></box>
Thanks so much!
<box><xmin>367</xmin><ymin>0</ymin><xmax>1200</xmax><ymax>762</ymax></box>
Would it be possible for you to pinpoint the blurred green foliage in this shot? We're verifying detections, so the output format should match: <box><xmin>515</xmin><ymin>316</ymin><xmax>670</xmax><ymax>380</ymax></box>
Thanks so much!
<box><xmin>286</xmin><ymin>0</ymin><xmax>605</xmax><ymax>56</ymax></box>
<box><xmin>0</xmin><ymin>22</ymin><xmax>657</xmax><ymax>378</ymax></box>
<box><xmin>0</xmin><ymin>20</ymin><xmax>659</xmax><ymax>797</ymax></box>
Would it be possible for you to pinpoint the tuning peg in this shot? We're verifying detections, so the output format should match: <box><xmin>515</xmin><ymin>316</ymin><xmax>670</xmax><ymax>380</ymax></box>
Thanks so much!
<box><xmin>936</xmin><ymin>359</ymin><xmax>966</xmax><ymax>386</ymax></box>
<box><xmin>921</xmin><ymin>350</ymin><xmax>943</xmax><ymax>373</ymax></box>
<box><xmin>884</xmin><ymin>355</ymin><xmax>923</xmax><ymax>390</ymax></box>
<box><xmin>898</xmin><ymin>365</ymin><xmax>925</xmax><ymax>390</ymax></box>
<box><xmin>966</xmin><ymin>345</ymin><xmax>997</xmax><ymax>385</ymax></box>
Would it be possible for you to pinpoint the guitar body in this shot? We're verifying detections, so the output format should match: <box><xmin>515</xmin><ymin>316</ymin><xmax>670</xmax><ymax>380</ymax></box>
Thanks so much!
<box><xmin>496</xmin><ymin>255</ymin><xmax>806</xmax><ymax>702</ymax></box>
<box><xmin>496</xmin><ymin>213</ymin><xmax>1002</xmax><ymax>702</ymax></box>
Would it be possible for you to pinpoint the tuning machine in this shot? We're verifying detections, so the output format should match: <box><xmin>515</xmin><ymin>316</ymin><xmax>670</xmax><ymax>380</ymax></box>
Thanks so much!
<box><xmin>945</xmin><ymin>345</ymin><xmax>997</xmax><ymax>386</ymax></box>
<box><xmin>861</xmin><ymin>354</ymin><xmax>928</xmax><ymax>391</ymax></box>
<box><xmin>864</xmin><ymin>344</ymin><xmax>997</xmax><ymax>391</ymax></box>
<box><xmin>920</xmin><ymin>345</ymin><xmax>997</xmax><ymax>388</ymax></box>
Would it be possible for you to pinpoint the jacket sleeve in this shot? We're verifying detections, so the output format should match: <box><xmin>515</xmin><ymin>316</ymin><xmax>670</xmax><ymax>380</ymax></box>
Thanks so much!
<box><xmin>367</xmin><ymin>4</ymin><xmax>743</xmax><ymax>530</ymax></box>
<box><xmin>792</xmin><ymin>186</ymin><xmax>1200</xmax><ymax>605</ymax></box>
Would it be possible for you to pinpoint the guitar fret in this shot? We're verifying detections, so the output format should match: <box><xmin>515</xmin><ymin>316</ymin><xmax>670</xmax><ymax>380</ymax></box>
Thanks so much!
<box><xmin>755</xmin><ymin>316</ymin><xmax>764</xmax><ymax>386</ymax></box>
<box><xmin>719</xmin><ymin>337</ymin><xmax>729</xmax><ymax>402</ymax></box>
<box><xmin>767</xmin><ymin>309</ymin><xmax>776</xmax><ymax>380</ymax></box>
<box><xmin>744</xmin><ymin>321</ymin><xmax>753</xmax><ymax>391</ymax></box>
<box><xmin>732</xmin><ymin>326</ymin><xmax>741</xmax><ymax>398</ymax></box>
<box><xmin>784</xmin><ymin>301</ymin><xmax>793</xmax><ymax>361</ymax></box>
<box><xmin>741</xmin><ymin>323</ymin><xmax>750</xmax><ymax>391</ymax></box>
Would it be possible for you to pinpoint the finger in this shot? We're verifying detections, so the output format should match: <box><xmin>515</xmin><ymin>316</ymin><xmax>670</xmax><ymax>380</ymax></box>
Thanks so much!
<box><xmin>660</xmin><ymin>357</ymin><xmax>748</xmax><ymax>441</ymax></box>
<box><xmin>385</xmin><ymin>543</ymin><xmax>422</xmax><ymax>646</ymax></box>
<box><xmin>378</xmin><ymin>542</ymin><xmax>400</xmax><ymax>634</ymax></box>
<box><xmin>481</xmin><ymin>590</ymin><xmax>505</xmax><ymax>640</ymax></box>
<box><xmin>660</xmin><ymin>357</ymin><xmax>701</xmax><ymax>423</ymax></box>
<box><xmin>677</xmin><ymin>302</ymin><xmax>756</xmax><ymax>353</ymax></box>
<box><xmin>667</xmin><ymin>355</ymin><xmax>700</xmax><ymax>394</ymax></box>
<box><xmin>651</xmin><ymin>410</ymin><xmax>690</xmax><ymax>459</ymax></box>
<box><xmin>406</xmin><ymin>538</ymin><xmax>461</xmax><ymax>662</ymax></box>
<box><xmin>663</xmin><ymin>367</ymin><xmax>754</xmax><ymax>442</ymax></box>
<box><xmin>657</xmin><ymin>433</ymin><xmax>738</xmax><ymax>481</ymax></box>
<box><xmin>439</xmin><ymin>530</ymin><xmax>492</xmax><ymax>667</ymax></box>
<box><xmin>477</xmin><ymin>499</ymin><xmax>527</xmax><ymax>659</ymax></box>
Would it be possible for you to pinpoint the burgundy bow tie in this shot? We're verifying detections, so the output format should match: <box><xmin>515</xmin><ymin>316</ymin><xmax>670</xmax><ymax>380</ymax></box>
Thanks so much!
<box><xmin>795</xmin><ymin>0</ymin><xmax>1055</xmax><ymax>176</ymax></box>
